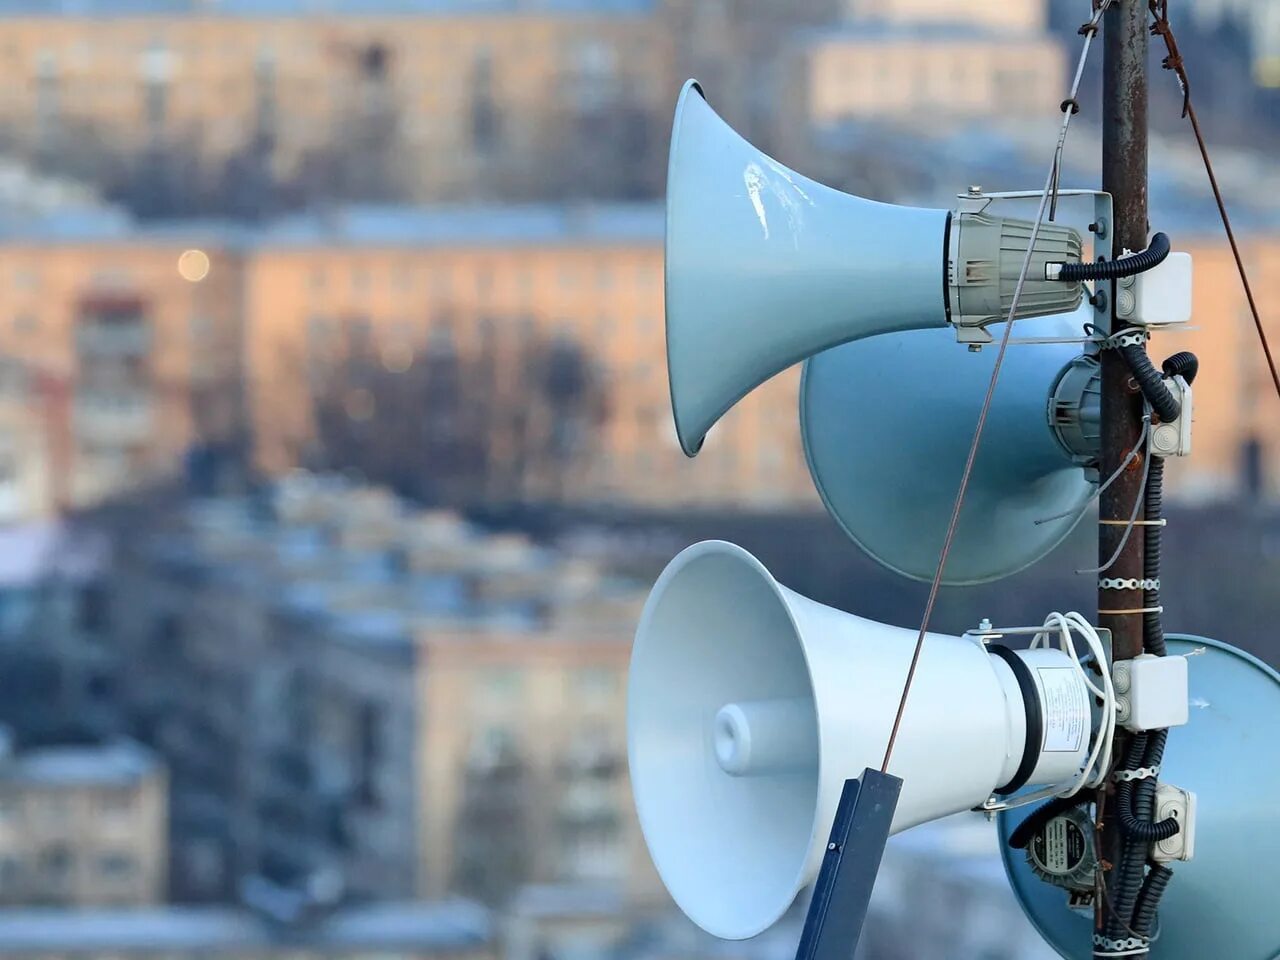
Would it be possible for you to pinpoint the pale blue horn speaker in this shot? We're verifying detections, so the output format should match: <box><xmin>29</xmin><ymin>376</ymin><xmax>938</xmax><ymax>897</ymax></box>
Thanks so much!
<box><xmin>999</xmin><ymin>635</ymin><xmax>1280</xmax><ymax>960</ymax></box>
<box><xmin>801</xmin><ymin>308</ymin><xmax>1100</xmax><ymax>585</ymax></box>
<box><xmin>665</xmin><ymin>80</ymin><xmax>1085</xmax><ymax>457</ymax></box>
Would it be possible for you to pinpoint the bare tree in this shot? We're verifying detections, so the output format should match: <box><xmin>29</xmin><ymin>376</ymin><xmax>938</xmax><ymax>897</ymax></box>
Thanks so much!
<box><xmin>305</xmin><ymin>316</ymin><xmax>609</xmax><ymax>509</ymax></box>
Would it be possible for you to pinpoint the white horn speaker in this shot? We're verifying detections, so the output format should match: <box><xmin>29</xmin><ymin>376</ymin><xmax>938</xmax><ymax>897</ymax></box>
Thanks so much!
<box><xmin>665</xmin><ymin>80</ymin><xmax>1085</xmax><ymax>456</ymax></box>
<box><xmin>801</xmin><ymin>307</ymin><xmax>1100</xmax><ymax>585</ymax></box>
<box><xmin>628</xmin><ymin>540</ymin><xmax>1093</xmax><ymax>940</ymax></box>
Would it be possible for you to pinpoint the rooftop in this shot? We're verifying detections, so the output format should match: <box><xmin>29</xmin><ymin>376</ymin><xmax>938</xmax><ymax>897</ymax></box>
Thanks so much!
<box><xmin>0</xmin><ymin>203</ymin><xmax>665</xmax><ymax>249</ymax></box>
<box><xmin>798</xmin><ymin>19</ymin><xmax>1034</xmax><ymax>44</ymax></box>
<box><xmin>0</xmin><ymin>899</ymin><xmax>492</xmax><ymax>952</ymax></box>
<box><xmin>0</xmin><ymin>0</ymin><xmax>652</xmax><ymax>16</ymax></box>
<box><xmin>0</xmin><ymin>740</ymin><xmax>160</xmax><ymax>786</ymax></box>
<box><xmin>0</xmin><ymin>520</ymin><xmax>110</xmax><ymax>588</ymax></box>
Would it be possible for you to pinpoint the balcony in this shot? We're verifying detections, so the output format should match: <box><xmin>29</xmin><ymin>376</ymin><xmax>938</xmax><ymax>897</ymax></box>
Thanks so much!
<box><xmin>76</xmin><ymin>322</ymin><xmax>152</xmax><ymax>358</ymax></box>
<box><xmin>73</xmin><ymin>393</ymin><xmax>154</xmax><ymax>444</ymax></box>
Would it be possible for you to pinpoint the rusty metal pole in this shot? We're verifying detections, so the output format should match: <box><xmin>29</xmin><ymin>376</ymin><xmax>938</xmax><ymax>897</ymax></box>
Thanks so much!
<box><xmin>1097</xmin><ymin>0</ymin><xmax>1149</xmax><ymax>945</ymax></box>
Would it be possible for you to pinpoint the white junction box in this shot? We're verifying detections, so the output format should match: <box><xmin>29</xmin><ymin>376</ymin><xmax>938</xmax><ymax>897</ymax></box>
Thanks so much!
<box><xmin>1113</xmin><ymin>653</ymin><xmax>1190</xmax><ymax>732</ymax></box>
<box><xmin>1153</xmin><ymin>783</ymin><xmax>1197</xmax><ymax>863</ymax></box>
<box><xmin>1117</xmin><ymin>251</ymin><xmax>1193</xmax><ymax>327</ymax></box>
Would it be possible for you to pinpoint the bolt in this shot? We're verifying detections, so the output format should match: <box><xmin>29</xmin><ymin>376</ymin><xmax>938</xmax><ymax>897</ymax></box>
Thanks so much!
<box><xmin>827</xmin><ymin>842</ymin><xmax>838</xmax><ymax>851</ymax></box>
<box><xmin>978</xmin><ymin>618</ymin><xmax>993</xmax><ymax>632</ymax></box>
<box><xmin>968</xmin><ymin>185</ymin><xmax>983</xmax><ymax>196</ymax></box>
<box><xmin>968</xmin><ymin>344</ymin><xmax>982</xmax><ymax>353</ymax></box>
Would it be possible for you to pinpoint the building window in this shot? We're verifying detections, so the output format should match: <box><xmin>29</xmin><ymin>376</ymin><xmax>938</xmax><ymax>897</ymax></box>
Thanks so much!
<box><xmin>254</xmin><ymin>46</ymin><xmax>278</xmax><ymax>142</ymax></box>
<box><xmin>573</xmin><ymin>667</ymin><xmax>617</xmax><ymax>703</ymax></box>
<box><xmin>479</xmin><ymin>668</ymin><xmax>522</xmax><ymax>705</ymax></box>
<box><xmin>357</xmin><ymin>701</ymin><xmax>382</xmax><ymax>808</ymax></box>
<box><xmin>35</xmin><ymin>52</ymin><xmax>60</xmax><ymax>145</ymax></box>
<box><xmin>351</xmin><ymin>266</ymin><xmax>371</xmax><ymax>295</ymax></box>
<box><xmin>470</xmin><ymin>48</ymin><xmax>500</xmax><ymax>155</ymax></box>
<box><xmin>97</xmin><ymin>852</ymin><xmax>136</xmax><ymax>880</ymax></box>
<box><xmin>96</xmin><ymin>788</ymin><xmax>134</xmax><ymax>820</ymax></box>
<box><xmin>39</xmin><ymin>845</ymin><xmax>73</xmax><ymax>883</ymax></box>
<box><xmin>189</xmin><ymin>314</ymin><xmax>214</xmax><ymax>343</ymax></box>
<box><xmin>0</xmin><ymin>856</ymin><xmax>19</xmax><ymax>889</ymax></box>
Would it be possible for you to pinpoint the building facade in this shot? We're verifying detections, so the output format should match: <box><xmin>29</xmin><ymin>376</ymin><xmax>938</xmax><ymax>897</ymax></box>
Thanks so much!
<box><xmin>0</xmin><ymin>0</ymin><xmax>672</xmax><ymax>203</ymax></box>
<box><xmin>0</xmin><ymin>738</ymin><xmax>167</xmax><ymax>906</ymax></box>
<box><xmin>243</xmin><ymin>205</ymin><xmax>819</xmax><ymax>510</ymax></box>
<box><xmin>0</xmin><ymin>216</ymin><xmax>246</xmax><ymax>516</ymax></box>
<box><xmin>103</xmin><ymin>474</ymin><xmax>660</xmax><ymax>908</ymax></box>
<box><xmin>775</xmin><ymin>22</ymin><xmax>1066</xmax><ymax>150</ymax></box>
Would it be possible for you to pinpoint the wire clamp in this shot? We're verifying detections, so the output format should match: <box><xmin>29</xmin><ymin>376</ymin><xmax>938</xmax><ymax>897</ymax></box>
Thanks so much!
<box><xmin>1098</xmin><ymin>330</ymin><xmax>1149</xmax><ymax>351</ymax></box>
<box><xmin>1113</xmin><ymin>764</ymin><xmax>1161</xmax><ymax>782</ymax></box>
<box><xmin>1092</xmin><ymin>933</ymin><xmax>1150</xmax><ymax>957</ymax></box>
<box><xmin>1098</xmin><ymin>605</ymin><xmax>1163</xmax><ymax>616</ymax></box>
<box><xmin>1099</xmin><ymin>577</ymin><xmax>1160</xmax><ymax>591</ymax></box>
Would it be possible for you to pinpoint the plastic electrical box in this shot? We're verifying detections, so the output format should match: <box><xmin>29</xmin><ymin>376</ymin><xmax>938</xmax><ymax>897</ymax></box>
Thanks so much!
<box><xmin>1116</xmin><ymin>251</ymin><xmax>1193</xmax><ymax>327</ymax></box>
<box><xmin>1150</xmin><ymin>376</ymin><xmax>1193</xmax><ymax>458</ymax></box>
<box><xmin>1153</xmin><ymin>783</ymin><xmax>1197</xmax><ymax>863</ymax></box>
<box><xmin>1113</xmin><ymin>653</ymin><xmax>1190</xmax><ymax>732</ymax></box>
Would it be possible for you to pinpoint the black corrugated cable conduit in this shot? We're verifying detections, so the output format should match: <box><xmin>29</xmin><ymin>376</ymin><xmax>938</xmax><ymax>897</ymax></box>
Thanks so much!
<box><xmin>1162</xmin><ymin>351</ymin><xmax>1199</xmax><ymax>384</ymax></box>
<box><xmin>1107</xmin><ymin>734</ymin><xmax>1152</xmax><ymax>941</ymax></box>
<box><xmin>1117</xmin><ymin>730</ymin><xmax>1179</xmax><ymax>843</ymax></box>
<box><xmin>1057</xmin><ymin>232</ymin><xmax>1171</xmax><ymax>282</ymax></box>
<box><xmin>1133</xmin><ymin>863</ymin><xmax>1174</xmax><ymax>938</ymax></box>
<box><xmin>1121</xmin><ymin>341</ymin><xmax>1182</xmax><ymax>423</ymax></box>
<box><xmin>1143</xmin><ymin>456</ymin><xmax>1167</xmax><ymax>657</ymax></box>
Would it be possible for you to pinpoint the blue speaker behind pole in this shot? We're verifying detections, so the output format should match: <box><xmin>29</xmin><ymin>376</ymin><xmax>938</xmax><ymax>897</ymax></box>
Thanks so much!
<box><xmin>998</xmin><ymin>635</ymin><xmax>1280</xmax><ymax>960</ymax></box>
<box><xmin>800</xmin><ymin>308</ymin><xmax>1100</xmax><ymax>585</ymax></box>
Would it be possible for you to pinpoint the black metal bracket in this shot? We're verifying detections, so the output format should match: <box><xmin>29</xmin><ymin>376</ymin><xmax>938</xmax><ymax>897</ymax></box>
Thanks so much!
<box><xmin>794</xmin><ymin>769</ymin><xmax>903</xmax><ymax>960</ymax></box>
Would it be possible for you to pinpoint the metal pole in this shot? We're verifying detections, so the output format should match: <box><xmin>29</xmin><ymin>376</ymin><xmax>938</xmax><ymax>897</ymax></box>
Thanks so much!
<box><xmin>1097</xmin><ymin>0</ymin><xmax>1149</xmax><ymax>943</ymax></box>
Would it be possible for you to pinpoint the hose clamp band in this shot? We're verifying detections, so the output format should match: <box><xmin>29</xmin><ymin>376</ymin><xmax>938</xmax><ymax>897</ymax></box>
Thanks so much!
<box><xmin>1093</xmin><ymin>933</ymin><xmax>1150</xmax><ymax>957</ymax></box>
<box><xmin>1099</xmin><ymin>577</ymin><xmax>1160</xmax><ymax>591</ymax></box>
<box><xmin>1098</xmin><ymin>330</ymin><xmax>1149</xmax><ymax>350</ymax></box>
<box><xmin>1113</xmin><ymin>765</ymin><xmax>1161</xmax><ymax>782</ymax></box>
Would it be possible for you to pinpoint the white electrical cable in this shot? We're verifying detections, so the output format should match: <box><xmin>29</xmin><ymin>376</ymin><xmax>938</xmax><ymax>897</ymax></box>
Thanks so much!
<box><xmin>1033</xmin><ymin>611</ymin><xmax>1118</xmax><ymax>797</ymax></box>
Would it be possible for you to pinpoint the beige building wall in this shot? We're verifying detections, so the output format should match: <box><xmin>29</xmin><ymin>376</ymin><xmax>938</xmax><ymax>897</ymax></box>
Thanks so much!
<box><xmin>244</xmin><ymin>228</ymin><xmax>818</xmax><ymax>510</ymax></box>
<box><xmin>1156</xmin><ymin>238</ymin><xmax>1280</xmax><ymax>500</ymax></box>
<box><xmin>417</xmin><ymin>628</ymin><xmax>662</xmax><ymax>905</ymax></box>
<box><xmin>783</xmin><ymin>30</ymin><xmax>1066</xmax><ymax>133</ymax></box>
<box><xmin>844</xmin><ymin>0</ymin><xmax>1048</xmax><ymax>35</ymax></box>
<box><xmin>0</xmin><ymin>743</ymin><xmax>168</xmax><ymax>906</ymax></box>
<box><xmin>0</xmin><ymin>236</ymin><xmax>245</xmax><ymax>510</ymax></box>
<box><xmin>0</xmin><ymin>12</ymin><xmax>673</xmax><ymax>200</ymax></box>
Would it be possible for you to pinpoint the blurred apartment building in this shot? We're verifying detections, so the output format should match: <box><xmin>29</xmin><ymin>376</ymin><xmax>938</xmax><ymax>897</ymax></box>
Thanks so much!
<box><xmin>0</xmin><ymin>0</ymin><xmax>672</xmax><ymax>203</ymax></box>
<box><xmin>0</xmin><ymin>736</ymin><xmax>167</xmax><ymax>907</ymax></box>
<box><xmin>774</xmin><ymin>0</ymin><xmax>1064</xmax><ymax>158</ymax></box>
<box><xmin>0</xmin><ymin>205</ymin><xmax>818</xmax><ymax>517</ymax></box>
<box><xmin>0</xmin><ymin>521</ymin><xmax>119</xmax><ymax>744</ymax></box>
<box><xmin>0</xmin><ymin>215</ymin><xmax>245</xmax><ymax>518</ymax></box>
<box><xmin>1189</xmin><ymin>0</ymin><xmax>1280</xmax><ymax>86</ymax></box>
<box><xmin>101</xmin><ymin>472</ymin><xmax>660</xmax><ymax>908</ymax></box>
<box><xmin>244</xmin><ymin>205</ymin><xmax>816</xmax><ymax>509</ymax></box>
<box><xmin>3</xmin><ymin>205</ymin><xmax>1279</xmax><ymax>514</ymax></box>
<box><xmin>0</xmin><ymin>899</ymin><xmax>494</xmax><ymax>959</ymax></box>
<box><xmin>0</xmin><ymin>0</ymin><xmax>1073</xmax><ymax>209</ymax></box>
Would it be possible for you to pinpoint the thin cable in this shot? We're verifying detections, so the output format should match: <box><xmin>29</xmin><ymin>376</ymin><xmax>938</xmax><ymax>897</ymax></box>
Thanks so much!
<box><xmin>880</xmin><ymin>1</ymin><xmax>1112</xmax><ymax>773</ymax></box>
<box><xmin>1031</xmin><ymin>611</ymin><xmax>1118</xmax><ymax>795</ymax></box>
<box><xmin>1035</xmin><ymin>411</ymin><xmax>1152</xmax><ymax>525</ymax></box>
<box><xmin>1079</xmin><ymin>404</ymin><xmax>1153</xmax><ymax>574</ymax></box>
<box><xmin>1150</xmin><ymin>1</ymin><xmax>1280</xmax><ymax>404</ymax></box>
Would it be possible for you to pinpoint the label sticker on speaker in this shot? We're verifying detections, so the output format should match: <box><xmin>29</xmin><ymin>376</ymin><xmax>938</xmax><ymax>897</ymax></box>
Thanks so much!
<box><xmin>1037</xmin><ymin>666</ymin><xmax>1088</xmax><ymax>753</ymax></box>
<box><xmin>1032</xmin><ymin>815</ymin><xmax>1086</xmax><ymax>875</ymax></box>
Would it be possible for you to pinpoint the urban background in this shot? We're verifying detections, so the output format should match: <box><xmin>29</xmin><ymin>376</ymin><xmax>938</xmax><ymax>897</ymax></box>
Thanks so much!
<box><xmin>0</xmin><ymin>0</ymin><xmax>1275</xmax><ymax>958</ymax></box>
